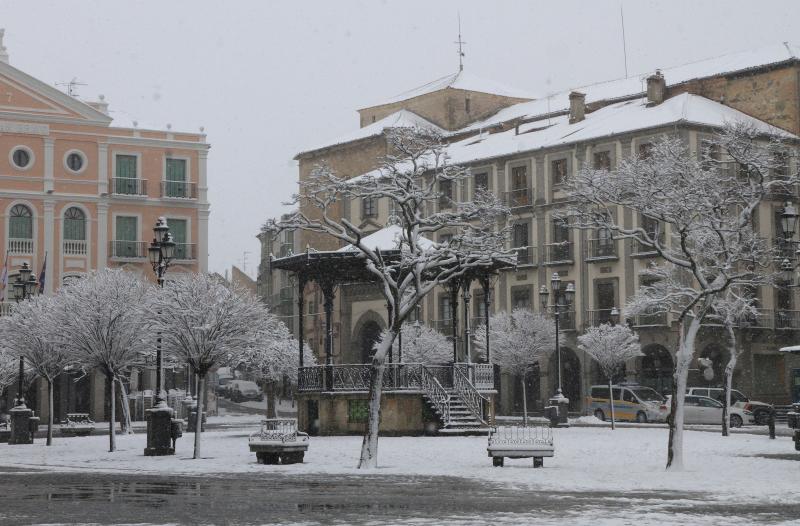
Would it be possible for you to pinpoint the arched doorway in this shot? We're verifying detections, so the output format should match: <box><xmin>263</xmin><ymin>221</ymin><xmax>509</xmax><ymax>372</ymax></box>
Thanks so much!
<box><xmin>640</xmin><ymin>344</ymin><xmax>674</xmax><ymax>395</ymax></box>
<box><xmin>550</xmin><ymin>347</ymin><xmax>581</xmax><ymax>411</ymax></box>
<box><xmin>359</xmin><ymin>320</ymin><xmax>383</xmax><ymax>364</ymax></box>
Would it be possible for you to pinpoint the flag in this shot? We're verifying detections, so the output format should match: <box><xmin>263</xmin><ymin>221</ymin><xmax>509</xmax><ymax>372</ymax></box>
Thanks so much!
<box><xmin>38</xmin><ymin>252</ymin><xmax>47</xmax><ymax>293</ymax></box>
<box><xmin>0</xmin><ymin>253</ymin><xmax>7</xmax><ymax>293</ymax></box>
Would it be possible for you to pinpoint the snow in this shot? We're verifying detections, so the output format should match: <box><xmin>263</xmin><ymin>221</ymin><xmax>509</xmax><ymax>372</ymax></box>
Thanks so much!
<box><xmin>370</xmin><ymin>70</ymin><xmax>535</xmax><ymax>107</ymax></box>
<box><xmin>297</xmin><ymin>109</ymin><xmax>445</xmax><ymax>157</ymax></box>
<box><xmin>335</xmin><ymin>224</ymin><xmax>435</xmax><ymax>252</ymax></box>
<box><xmin>3</xmin><ymin>426</ymin><xmax>799</xmax><ymax>506</ymax></box>
<box><xmin>779</xmin><ymin>345</ymin><xmax>800</xmax><ymax>353</ymax></box>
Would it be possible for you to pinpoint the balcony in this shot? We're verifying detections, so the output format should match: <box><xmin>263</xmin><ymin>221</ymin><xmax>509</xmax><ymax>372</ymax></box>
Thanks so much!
<box><xmin>628</xmin><ymin>238</ymin><xmax>659</xmax><ymax>258</ymax></box>
<box><xmin>585</xmin><ymin>309</ymin><xmax>616</xmax><ymax>328</ymax></box>
<box><xmin>631</xmin><ymin>310</ymin><xmax>669</xmax><ymax>327</ymax></box>
<box><xmin>586</xmin><ymin>238</ymin><xmax>617</xmax><ymax>261</ymax></box>
<box><xmin>774</xmin><ymin>238</ymin><xmax>798</xmax><ymax>263</ymax></box>
<box><xmin>63</xmin><ymin>240</ymin><xmax>87</xmax><ymax>256</ymax></box>
<box><xmin>543</xmin><ymin>242</ymin><xmax>573</xmax><ymax>265</ymax></box>
<box><xmin>503</xmin><ymin>188</ymin><xmax>533</xmax><ymax>210</ymax></box>
<box><xmin>111</xmin><ymin>177</ymin><xmax>147</xmax><ymax>196</ymax></box>
<box><xmin>110</xmin><ymin>240</ymin><xmax>147</xmax><ymax>259</ymax></box>
<box><xmin>0</xmin><ymin>302</ymin><xmax>14</xmax><ymax>316</ymax></box>
<box><xmin>774</xmin><ymin>310</ymin><xmax>800</xmax><ymax>330</ymax></box>
<box><xmin>512</xmin><ymin>245</ymin><xmax>537</xmax><ymax>267</ymax></box>
<box><xmin>557</xmin><ymin>309</ymin><xmax>576</xmax><ymax>330</ymax></box>
<box><xmin>173</xmin><ymin>243</ymin><xmax>197</xmax><ymax>261</ymax></box>
<box><xmin>7</xmin><ymin>238</ymin><xmax>33</xmax><ymax>254</ymax></box>
<box><xmin>161</xmin><ymin>181</ymin><xmax>198</xmax><ymax>199</ymax></box>
<box><xmin>279</xmin><ymin>285</ymin><xmax>294</xmax><ymax>302</ymax></box>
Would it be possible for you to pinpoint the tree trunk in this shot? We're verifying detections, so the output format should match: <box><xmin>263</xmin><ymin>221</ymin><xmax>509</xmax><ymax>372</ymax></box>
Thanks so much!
<box><xmin>46</xmin><ymin>377</ymin><xmax>54</xmax><ymax>446</ymax></box>
<box><xmin>722</xmin><ymin>324</ymin><xmax>737</xmax><ymax>437</ymax></box>
<box><xmin>118</xmin><ymin>377</ymin><xmax>133</xmax><ymax>435</ymax></box>
<box><xmin>521</xmin><ymin>377</ymin><xmax>528</xmax><ymax>426</ymax></box>
<box><xmin>267</xmin><ymin>381</ymin><xmax>277</xmax><ymax>418</ymax></box>
<box><xmin>193</xmin><ymin>374</ymin><xmax>206</xmax><ymax>459</ymax></box>
<box><xmin>608</xmin><ymin>379</ymin><xmax>616</xmax><ymax>431</ymax></box>
<box><xmin>358</xmin><ymin>330</ymin><xmax>395</xmax><ymax>469</ymax></box>
<box><xmin>666</xmin><ymin>316</ymin><xmax>701</xmax><ymax>471</ymax></box>
<box><xmin>108</xmin><ymin>375</ymin><xmax>116</xmax><ymax>453</ymax></box>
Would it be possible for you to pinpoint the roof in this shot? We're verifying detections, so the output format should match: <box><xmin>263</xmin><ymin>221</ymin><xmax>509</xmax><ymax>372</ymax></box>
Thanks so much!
<box><xmin>336</xmin><ymin>224</ymin><xmax>435</xmax><ymax>252</ymax></box>
<box><xmin>779</xmin><ymin>345</ymin><xmax>800</xmax><ymax>353</ymax></box>
<box><xmin>296</xmin><ymin>109</ymin><xmax>444</xmax><ymax>158</ymax></box>
<box><xmin>463</xmin><ymin>42</ymin><xmax>800</xmax><ymax>132</ymax></box>
<box><xmin>366</xmin><ymin>70</ymin><xmax>535</xmax><ymax>108</ymax></box>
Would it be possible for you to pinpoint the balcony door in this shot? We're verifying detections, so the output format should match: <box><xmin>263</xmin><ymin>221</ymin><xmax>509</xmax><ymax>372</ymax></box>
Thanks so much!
<box><xmin>116</xmin><ymin>155</ymin><xmax>138</xmax><ymax>195</ymax></box>
<box><xmin>165</xmin><ymin>158</ymin><xmax>187</xmax><ymax>198</ymax></box>
<box><xmin>595</xmin><ymin>281</ymin><xmax>617</xmax><ymax>325</ymax></box>
<box><xmin>167</xmin><ymin>218</ymin><xmax>187</xmax><ymax>259</ymax></box>
<box><xmin>115</xmin><ymin>216</ymin><xmax>138</xmax><ymax>257</ymax></box>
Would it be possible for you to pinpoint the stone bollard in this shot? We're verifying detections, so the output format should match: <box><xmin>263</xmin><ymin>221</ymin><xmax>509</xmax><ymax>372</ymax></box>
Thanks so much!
<box><xmin>8</xmin><ymin>404</ymin><xmax>35</xmax><ymax>445</ymax></box>
<box><xmin>768</xmin><ymin>408</ymin><xmax>776</xmax><ymax>440</ymax></box>
<box><xmin>546</xmin><ymin>393</ymin><xmax>570</xmax><ymax>428</ymax></box>
<box><xmin>144</xmin><ymin>404</ymin><xmax>176</xmax><ymax>456</ymax></box>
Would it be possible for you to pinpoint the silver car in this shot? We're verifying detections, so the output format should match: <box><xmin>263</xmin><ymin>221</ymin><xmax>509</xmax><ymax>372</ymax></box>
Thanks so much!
<box><xmin>671</xmin><ymin>395</ymin><xmax>754</xmax><ymax>427</ymax></box>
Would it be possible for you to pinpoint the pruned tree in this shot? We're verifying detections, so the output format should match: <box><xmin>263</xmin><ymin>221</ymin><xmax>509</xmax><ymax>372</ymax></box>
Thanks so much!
<box><xmin>273</xmin><ymin>126</ymin><xmax>511</xmax><ymax>468</ymax></box>
<box><xmin>473</xmin><ymin>309</ymin><xmax>556</xmax><ymax>424</ymax></box>
<box><xmin>0</xmin><ymin>295</ymin><xmax>72</xmax><ymax>445</ymax></box>
<box><xmin>578</xmin><ymin>323</ymin><xmax>642</xmax><ymax>430</ymax></box>
<box><xmin>375</xmin><ymin>322</ymin><xmax>451</xmax><ymax>364</ymax></box>
<box><xmin>567</xmin><ymin>122</ymin><xmax>797</xmax><ymax>469</ymax></box>
<box><xmin>57</xmin><ymin>269</ymin><xmax>152</xmax><ymax>452</ymax></box>
<box><xmin>237</xmin><ymin>315</ymin><xmax>315</xmax><ymax>418</ymax></box>
<box><xmin>146</xmin><ymin>273</ymin><xmax>268</xmax><ymax>459</ymax></box>
<box><xmin>0</xmin><ymin>345</ymin><xmax>18</xmax><ymax>398</ymax></box>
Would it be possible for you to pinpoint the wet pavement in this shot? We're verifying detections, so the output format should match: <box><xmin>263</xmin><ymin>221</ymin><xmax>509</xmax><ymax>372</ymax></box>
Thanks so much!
<box><xmin>0</xmin><ymin>471</ymin><xmax>798</xmax><ymax>525</ymax></box>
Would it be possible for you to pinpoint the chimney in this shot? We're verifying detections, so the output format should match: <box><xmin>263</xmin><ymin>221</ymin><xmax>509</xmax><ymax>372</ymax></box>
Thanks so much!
<box><xmin>0</xmin><ymin>29</ymin><xmax>9</xmax><ymax>65</ymax></box>
<box><xmin>569</xmin><ymin>91</ymin><xmax>586</xmax><ymax>124</ymax></box>
<box><xmin>86</xmin><ymin>94</ymin><xmax>109</xmax><ymax>115</ymax></box>
<box><xmin>646</xmin><ymin>70</ymin><xmax>666</xmax><ymax>105</ymax></box>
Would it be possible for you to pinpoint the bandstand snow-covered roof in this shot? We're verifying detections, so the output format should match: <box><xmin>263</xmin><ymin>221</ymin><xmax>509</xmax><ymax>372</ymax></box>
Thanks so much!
<box><xmin>336</xmin><ymin>224</ymin><xmax>435</xmax><ymax>252</ymax></box>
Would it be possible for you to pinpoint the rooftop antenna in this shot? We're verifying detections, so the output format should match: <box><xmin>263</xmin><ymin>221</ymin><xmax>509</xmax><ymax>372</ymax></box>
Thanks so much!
<box><xmin>55</xmin><ymin>77</ymin><xmax>86</xmax><ymax>98</ymax></box>
<box><xmin>454</xmin><ymin>14</ymin><xmax>466</xmax><ymax>72</ymax></box>
<box><xmin>620</xmin><ymin>3</ymin><xmax>629</xmax><ymax>78</ymax></box>
<box><xmin>240</xmin><ymin>250</ymin><xmax>251</xmax><ymax>274</ymax></box>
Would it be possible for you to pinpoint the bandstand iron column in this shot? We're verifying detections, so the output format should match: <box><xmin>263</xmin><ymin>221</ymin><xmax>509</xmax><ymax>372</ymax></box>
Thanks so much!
<box><xmin>462</xmin><ymin>277</ymin><xmax>473</xmax><ymax>365</ymax></box>
<box><xmin>480</xmin><ymin>275</ymin><xmax>492</xmax><ymax>363</ymax></box>
<box><xmin>297</xmin><ymin>276</ymin><xmax>306</xmax><ymax>368</ymax></box>
<box><xmin>447</xmin><ymin>280</ymin><xmax>460</xmax><ymax>363</ymax></box>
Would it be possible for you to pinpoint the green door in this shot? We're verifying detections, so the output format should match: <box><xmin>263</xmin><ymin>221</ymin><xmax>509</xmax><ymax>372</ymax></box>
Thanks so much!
<box><xmin>116</xmin><ymin>155</ymin><xmax>138</xmax><ymax>194</ymax></box>
<box><xmin>168</xmin><ymin>218</ymin><xmax>187</xmax><ymax>259</ymax></box>
<box><xmin>115</xmin><ymin>216</ymin><xmax>138</xmax><ymax>257</ymax></box>
<box><xmin>165</xmin><ymin>158</ymin><xmax>187</xmax><ymax>197</ymax></box>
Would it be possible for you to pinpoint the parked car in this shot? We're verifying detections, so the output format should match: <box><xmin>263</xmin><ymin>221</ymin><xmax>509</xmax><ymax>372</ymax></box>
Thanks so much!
<box><xmin>587</xmin><ymin>384</ymin><xmax>668</xmax><ymax>423</ymax></box>
<box><xmin>228</xmin><ymin>380</ymin><xmax>264</xmax><ymax>403</ymax></box>
<box><xmin>686</xmin><ymin>387</ymin><xmax>773</xmax><ymax>425</ymax></box>
<box><xmin>667</xmin><ymin>394</ymin><xmax>753</xmax><ymax>427</ymax></box>
<box><xmin>215</xmin><ymin>376</ymin><xmax>234</xmax><ymax>397</ymax></box>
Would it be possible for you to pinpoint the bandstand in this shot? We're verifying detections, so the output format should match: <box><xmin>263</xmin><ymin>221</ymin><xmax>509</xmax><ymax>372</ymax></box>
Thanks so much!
<box><xmin>270</xmin><ymin>227</ymin><xmax>513</xmax><ymax>435</ymax></box>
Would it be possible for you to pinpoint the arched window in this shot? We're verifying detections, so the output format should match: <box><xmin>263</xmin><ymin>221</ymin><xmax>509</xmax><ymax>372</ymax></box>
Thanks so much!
<box><xmin>63</xmin><ymin>207</ymin><xmax>86</xmax><ymax>241</ymax></box>
<box><xmin>9</xmin><ymin>204</ymin><xmax>33</xmax><ymax>239</ymax></box>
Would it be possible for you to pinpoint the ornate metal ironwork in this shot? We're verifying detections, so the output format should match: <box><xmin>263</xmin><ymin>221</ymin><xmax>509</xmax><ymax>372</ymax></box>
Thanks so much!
<box><xmin>453</xmin><ymin>366</ymin><xmax>488</xmax><ymax>425</ymax></box>
<box><xmin>298</xmin><ymin>366</ymin><xmax>323</xmax><ymax>391</ymax></box>
<box><xmin>420</xmin><ymin>366</ymin><xmax>450</xmax><ymax>424</ymax></box>
<box><xmin>488</xmin><ymin>424</ymin><xmax>553</xmax><ymax>447</ymax></box>
<box><xmin>332</xmin><ymin>364</ymin><xmax>372</xmax><ymax>390</ymax></box>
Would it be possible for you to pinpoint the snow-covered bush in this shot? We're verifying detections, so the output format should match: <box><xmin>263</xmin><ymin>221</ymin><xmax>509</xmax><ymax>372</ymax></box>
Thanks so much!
<box><xmin>375</xmin><ymin>323</ymin><xmax>451</xmax><ymax>364</ymax></box>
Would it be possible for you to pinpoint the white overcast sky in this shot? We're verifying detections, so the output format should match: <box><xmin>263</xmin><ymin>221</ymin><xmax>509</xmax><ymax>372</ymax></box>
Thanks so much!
<box><xmin>1</xmin><ymin>0</ymin><xmax>799</xmax><ymax>277</ymax></box>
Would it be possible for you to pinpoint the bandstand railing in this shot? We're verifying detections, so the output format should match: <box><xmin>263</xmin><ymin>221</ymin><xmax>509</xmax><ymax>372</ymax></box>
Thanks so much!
<box><xmin>453</xmin><ymin>366</ymin><xmax>488</xmax><ymax>425</ymax></box>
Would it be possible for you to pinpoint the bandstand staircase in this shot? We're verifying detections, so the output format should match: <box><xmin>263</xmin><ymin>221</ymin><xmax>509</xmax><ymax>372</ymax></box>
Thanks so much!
<box><xmin>420</xmin><ymin>365</ymin><xmax>491</xmax><ymax>435</ymax></box>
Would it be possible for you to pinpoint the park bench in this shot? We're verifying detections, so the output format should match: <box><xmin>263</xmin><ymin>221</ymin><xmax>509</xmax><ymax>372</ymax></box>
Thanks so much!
<box><xmin>59</xmin><ymin>413</ymin><xmax>95</xmax><ymax>437</ymax></box>
<box><xmin>248</xmin><ymin>418</ymin><xmax>309</xmax><ymax>465</ymax></box>
<box><xmin>0</xmin><ymin>421</ymin><xmax>9</xmax><ymax>443</ymax></box>
<box><xmin>487</xmin><ymin>423</ymin><xmax>554</xmax><ymax>468</ymax></box>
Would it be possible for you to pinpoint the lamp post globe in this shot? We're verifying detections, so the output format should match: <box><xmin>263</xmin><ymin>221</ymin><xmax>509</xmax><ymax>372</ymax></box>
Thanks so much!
<box><xmin>781</xmin><ymin>202</ymin><xmax>798</xmax><ymax>240</ymax></box>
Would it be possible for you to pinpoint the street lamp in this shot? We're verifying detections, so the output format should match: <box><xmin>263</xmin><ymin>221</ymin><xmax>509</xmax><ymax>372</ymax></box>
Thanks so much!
<box><xmin>12</xmin><ymin>262</ymin><xmax>39</xmax><ymax>407</ymax></box>
<box><xmin>149</xmin><ymin>217</ymin><xmax>175</xmax><ymax>406</ymax></box>
<box><xmin>781</xmin><ymin>202</ymin><xmax>799</xmax><ymax>241</ymax></box>
<box><xmin>610</xmin><ymin>306</ymin><xmax>620</xmax><ymax>326</ymax></box>
<box><xmin>539</xmin><ymin>273</ymin><xmax>575</xmax><ymax>398</ymax></box>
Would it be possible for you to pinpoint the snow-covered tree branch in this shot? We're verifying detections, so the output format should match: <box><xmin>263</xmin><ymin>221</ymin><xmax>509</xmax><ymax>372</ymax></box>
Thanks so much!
<box><xmin>375</xmin><ymin>323</ymin><xmax>452</xmax><ymax>365</ymax></box>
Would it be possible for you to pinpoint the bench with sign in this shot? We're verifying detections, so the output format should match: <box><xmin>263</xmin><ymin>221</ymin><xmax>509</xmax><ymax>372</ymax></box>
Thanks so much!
<box><xmin>248</xmin><ymin>418</ymin><xmax>309</xmax><ymax>465</ymax></box>
<box><xmin>59</xmin><ymin>413</ymin><xmax>96</xmax><ymax>437</ymax></box>
<box><xmin>487</xmin><ymin>424</ymin><xmax>555</xmax><ymax>468</ymax></box>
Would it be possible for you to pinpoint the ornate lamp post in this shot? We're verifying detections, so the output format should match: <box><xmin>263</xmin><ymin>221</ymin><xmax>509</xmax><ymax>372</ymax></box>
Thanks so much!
<box><xmin>539</xmin><ymin>273</ymin><xmax>575</xmax><ymax>427</ymax></box>
<box><xmin>144</xmin><ymin>217</ymin><xmax>177</xmax><ymax>457</ymax></box>
<box><xmin>8</xmin><ymin>262</ymin><xmax>40</xmax><ymax>445</ymax></box>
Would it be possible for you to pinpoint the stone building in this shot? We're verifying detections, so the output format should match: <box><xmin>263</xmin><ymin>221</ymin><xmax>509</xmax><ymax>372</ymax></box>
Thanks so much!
<box><xmin>260</xmin><ymin>43</ymin><xmax>800</xmax><ymax>419</ymax></box>
<box><xmin>0</xmin><ymin>31</ymin><xmax>211</xmax><ymax>423</ymax></box>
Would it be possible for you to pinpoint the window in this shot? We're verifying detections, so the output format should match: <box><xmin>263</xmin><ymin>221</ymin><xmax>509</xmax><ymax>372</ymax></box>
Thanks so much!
<box><xmin>511</xmin><ymin>287</ymin><xmax>531</xmax><ymax>309</ymax></box>
<box><xmin>474</xmin><ymin>172</ymin><xmax>489</xmax><ymax>194</ymax></box>
<box><xmin>115</xmin><ymin>154</ymin><xmax>138</xmax><ymax>194</ymax></box>
<box><xmin>11</xmin><ymin>147</ymin><xmax>32</xmax><ymax>169</ymax></box>
<box><xmin>465</xmin><ymin>97</ymin><xmax>471</xmax><ymax>113</ymax></box>
<box><xmin>509</xmin><ymin>165</ymin><xmax>529</xmax><ymax>207</ymax></box>
<box><xmin>168</xmin><ymin>218</ymin><xmax>188</xmax><ymax>259</ymax></box>
<box><xmin>593</xmin><ymin>151</ymin><xmax>611</xmax><ymax>171</ymax></box>
<box><xmin>439</xmin><ymin>295</ymin><xmax>452</xmax><ymax>322</ymax></box>
<box><xmin>348</xmin><ymin>399</ymin><xmax>369</xmax><ymax>424</ymax></box>
<box><xmin>623</xmin><ymin>390</ymin><xmax>636</xmax><ymax>402</ymax></box>
<box><xmin>551</xmin><ymin>158</ymin><xmax>568</xmax><ymax>185</ymax></box>
<box><xmin>64</xmin><ymin>151</ymin><xmax>86</xmax><ymax>173</ymax></box>
<box><xmin>439</xmin><ymin>180</ymin><xmax>453</xmax><ymax>207</ymax></box>
<box><xmin>115</xmin><ymin>216</ymin><xmax>138</xmax><ymax>257</ymax></box>
<box><xmin>638</xmin><ymin>143</ymin><xmax>653</xmax><ymax>159</ymax></box>
<box><xmin>512</xmin><ymin>223</ymin><xmax>530</xmax><ymax>265</ymax></box>
<box><xmin>165</xmin><ymin>158</ymin><xmax>188</xmax><ymax>197</ymax></box>
<box><xmin>361</xmin><ymin>196</ymin><xmax>377</xmax><ymax>219</ymax></box>
<box><xmin>595</xmin><ymin>281</ymin><xmax>616</xmax><ymax>318</ymax></box>
<box><xmin>684</xmin><ymin>396</ymin><xmax>700</xmax><ymax>406</ymax></box>
<box><xmin>63</xmin><ymin>207</ymin><xmax>86</xmax><ymax>241</ymax></box>
<box><xmin>9</xmin><ymin>204</ymin><xmax>33</xmax><ymax>239</ymax></box>
<box><xmin>641</xmin><ymin>215</ymin><xmax>661</xmax><ymax>243</ymax></box>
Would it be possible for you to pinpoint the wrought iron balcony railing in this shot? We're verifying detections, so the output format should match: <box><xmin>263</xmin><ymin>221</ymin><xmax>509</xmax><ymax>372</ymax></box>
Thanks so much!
<box><xmin>161</xmin><ymin>181</ymin><xmax>198</xmax><ymax>199</ymax></box>
<box><xmin>543</xmin><ymin>242</ymin><xmax>573</xmax><ymax>265</ymax></box>
<box><xmin>111</xmin><ymin>177</ymin><xmax>147</xmax><ymax>196</ymax></box>
<box><xmin>512</xmin><ymin>245</ymin><xmax>537</xmax><ymax>266</ymax></box>
<box><xmin>586</xmin><ymin>238</ymin><xmax>617</xmax><ymax>261</ymax></box>
<box><xmin>110</xmin><ymin>240</ymin><xmax>147</xmax><ymax>259</ymax></box>
<box><xmin>503</xmin><ymin>188</ymin><xmax>533</xmax><ymax>210</ymax></box>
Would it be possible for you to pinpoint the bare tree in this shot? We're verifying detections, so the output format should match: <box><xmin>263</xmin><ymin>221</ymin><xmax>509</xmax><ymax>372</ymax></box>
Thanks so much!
<box><xmin>578</xmin><ymin>324</ymin><xmax>642</xmax><ymax>430</ymax></box>
<box><xmin>375</xmin><ymin>322</ymin><xmax>452</xmax><ymax>364</ymax></box>
<box><xmin>274</xmin><ymin>126</ymin><xmax>511</xmax><ymax>468</ymax></box>
<box><xmin>473</xmin><ymin>309</ymin><xmax>556</xmax><ymax>425</ymax></box>
<box><xmin>567</xmin><ymin>122</ymin><xmax>796</xmax><ymax>469</ymax></box>
<box><xmin>0</xmin><ymin>345</ymin><xmax>18</xmax><ymax>397</ymax></box>
<box><xmin>146</xmin><ymin>273</ymin><xmax>268</xmax><ymax>459</ymax></box>
<box><xmin>58</xmin><ymin>269</ymin><xmax>152</xmax><ymax>452</ymax></box>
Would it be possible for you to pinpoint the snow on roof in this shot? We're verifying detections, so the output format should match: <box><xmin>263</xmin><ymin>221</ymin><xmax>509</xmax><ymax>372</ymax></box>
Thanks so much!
<box><xmin>336</xmin><ymin>224</ymin><xmax>435</xmax><ymax>252</ymax></box>
<box><xmin>367</xmin><ymin>70</ymin><xmax>535</xmax><ymax>108</ymax></box>
<box><xmin>463</xmin><ymin>42</ymin><xmax>800</xmax><ymax>133</ymax></box>
<box><xmin>296</xmin><ymin>109</ymin><xmax>444</xmax><ymax>158</ymax></box>
<box><xmin>780</xmin><ymin>345</ymin><xmax>800</xmax><ymax>353</ymax></box>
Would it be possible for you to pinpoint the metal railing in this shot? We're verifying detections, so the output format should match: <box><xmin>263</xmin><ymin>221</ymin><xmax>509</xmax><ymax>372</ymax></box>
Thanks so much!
<box><xmin>558</xmin><ymin>309</ymin><xmax>576</xmax><ymax>330</ymax></box>
<box><xmin>424</xmin><ymin>365</ymin><xmax>454</xmax><ymax>389</ymax></box>
<box><xmin>161</xmin><ymin>181</ymin><xmax>198</xmax><ymax>199</ymax></box>
<box><xmin>110</xmin><ymin>240</ymin><xmax>147</xmax><ymax>259</ymax></box>
<box><xmin>420</xmin><ymin>366</ymin><xmax>451</xmax><ymax>425</ymax></box>
<box><xmin>173</xmin><ymin>243</ymin><xmax>197</xmax><ymax>260</ymax></box>
<box><xmin>543</xmin><ymin>242</ymin><xmax>573</xmax><ymax>264</ymax></box>
<box><xmin>774</xmin><ymin>238</ymin><xmax>798</xmax><ymax>262</ymax></box>
<box><xmin>0</xmin><ymin>302</ymin><xmax>14</xmax><ymax>317</ymax></box>
<box><xmin>774</xmin><ymin>310</ymin><xmax>800</xmax><ymax>330</ymax></box>
<box><xmin>631</xmin><ymin>310</ymin><xmax>669</xmax><ymax>327</ymax></box>
<box><xmin>512</xmin><ymin>245</ymin><xmax>537</xmax><ymax>266</ymax></box>
<box><xmin>586</xmin><ymin>238</ymin><xmax>617</xmax><ymax>260</ymax></box>
<box><xmin>7</xmin><ymin>238</ymin><xmax>33</xmax><ymax>254</ymax></box>
<box><xmin>585</xmin><ymin>309</ymin><xmax>616</xmax><ymax>328</ymax></box>
<box><xmin>430</xmin><ymin>319</ymin><xmax>454</xmax><ymax>337</ymax></box>
<box><xmin>503</xmin><ymin>188</ymin><xmax>533</xmax><ymax>209</ymax></box>
<box><xmin>63</xmin><ymin>240</ymin><xmax>87</xmax><ymax>256</ymax></box>
<box><xmin>628</xmin><ymin>238</ymin><xmax>661</xmax><ymax>257</ymax></box>
<box><xmin>298</xmin><ymin>367</ymin><xmax>323</xmax><ymax>392</ymax></box>
<box><xmin>111</xmin><ymin>177</ymin><xmax>147</xmax><ymax>196</ymax></box>
<box><xmin>455</xmin><ymin>363</ymin><xmax>494</xmax><ymax>390</ymax></box>
<box><xmin>453</xmin><ymin>366</ymin><xmax>488</xmax><ymax>425</ymax></box>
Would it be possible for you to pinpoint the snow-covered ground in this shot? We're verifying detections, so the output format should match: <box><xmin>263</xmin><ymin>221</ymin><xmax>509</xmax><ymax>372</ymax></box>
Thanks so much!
<box><xmin>2</xmin><ymin>426</ymin><xmax>798</xmax><ymax>507</ymax></box>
